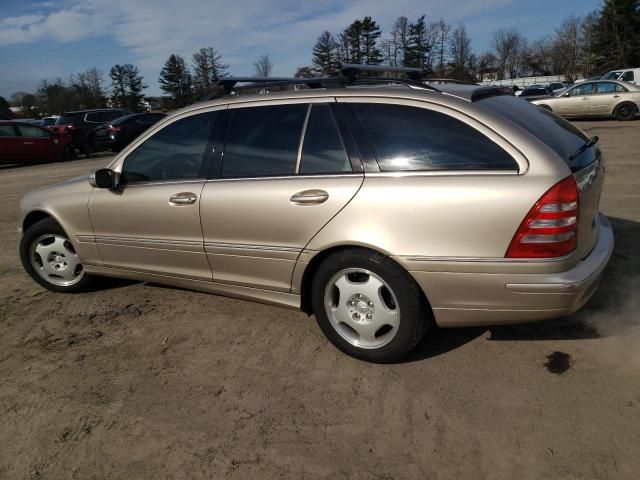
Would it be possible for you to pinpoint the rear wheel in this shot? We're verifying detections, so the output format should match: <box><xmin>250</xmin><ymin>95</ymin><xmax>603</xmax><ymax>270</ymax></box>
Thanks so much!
<box><xmin>311</xmin><ymin>249</ymin><xmax>430</xmax><ymax>363</ymax></box>
<box><xmin>614</xmin><ymin>102</ymin><xmax>637</xmax><ymax>121</ymax></box>
<box><xmin>62</xmin><ymin>144</ymin><xmax>77</xmax><ymax>160</ymax></box>
<box><xmin>20</xmin><ymin>218</ymin><xmax>95</xmax><ymax>293</ymax></box>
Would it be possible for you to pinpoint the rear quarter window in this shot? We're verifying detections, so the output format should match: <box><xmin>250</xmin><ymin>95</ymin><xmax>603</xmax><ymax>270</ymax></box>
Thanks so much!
<box><xmin>350</xmin><ymin>103</ymin><xmax>517</xmax><ymax>171</ymax></box>
<box><xmin>477</xmin><ymin>95</ymin><xmax>598</xmax><ymax>171</ymax></box>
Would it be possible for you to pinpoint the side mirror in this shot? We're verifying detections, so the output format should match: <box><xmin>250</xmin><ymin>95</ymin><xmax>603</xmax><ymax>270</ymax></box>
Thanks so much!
<box><xmin>89</xmin><ymin>168</ymin><xmax>120</xmax><ymax>189</ymax></box>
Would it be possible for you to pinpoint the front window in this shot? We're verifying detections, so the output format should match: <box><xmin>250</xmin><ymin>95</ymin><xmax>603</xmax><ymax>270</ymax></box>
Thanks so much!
<box><xmin>350</xmin><ymin>103</ymin><xmax>517</xmax><ymax>171</ymax></box>
<box><xmin>121</xmin><ymin>111</ymin><xmax>218</xmax><ymax>183</ymax></box>
<box><xmin>567</xmin><ymin>83</ymin><xmax>594</xmax><ymax>96</ymax></box>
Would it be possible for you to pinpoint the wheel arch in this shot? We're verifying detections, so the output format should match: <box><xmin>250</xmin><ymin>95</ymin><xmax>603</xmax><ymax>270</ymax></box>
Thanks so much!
<box><xmin>22</xmin><ymin>209</ymin><xmax>62</xmax><ymax>233</ymax></box>
<box><xmin>298</xmin><ymin>243</ymin><xmax>430</xmax><ymax>315</ymax></box>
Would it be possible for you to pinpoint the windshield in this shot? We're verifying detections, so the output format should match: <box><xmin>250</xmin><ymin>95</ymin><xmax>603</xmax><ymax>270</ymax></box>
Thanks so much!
<box><xmin>602</xmin><ymin>71</ymin><xmax>622</xmax><ymax>80</ymax></box>
<box><xmin>477</xmin><ymin>95</ymin><xmax>599</xmax><ymax>172</ymax></box>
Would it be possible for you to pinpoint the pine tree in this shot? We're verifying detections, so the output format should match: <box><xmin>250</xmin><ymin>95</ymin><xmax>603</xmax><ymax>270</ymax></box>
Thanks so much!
<box><xmin>360</xmin><ymin>17</ymin><xmax>382</xmax><ymax>65</ymax></box>
<box><xmin>109</xmin><ymin>64</ymin><xmax>127</xmax><ymax>108</ymax></box>
<box><xmin>123</xmin><ymin>64</ymin><xmax>147</xmax><ymax>111</ymax></box>
<box><xmin>345</xmin><ymin>20</ymin><xmax>363</xmax><ymax>64</ymax></box>
<box><xmin>592</xmin><ymin>0</ymin><xmax>640</xmax><ymax>72</ymax></box>
<box><xmin>192</xmin><ymin>47</ymin><xmax>229</xmax><ymax>98</ymax></box>
<box><xmin>0</xmin><ymin>96</ymin><xmax>12</xmax><ymax>119</ymax></box>
<box><xmin>159</xmin><ymin>54</ymin><xmax>193</xmax><ymax>108</ymax></box>
<box><xmin>404</xmin><ymin>15</ymin><xmax>434</xmax><ymax>71</ymax></box>
<box><xmin>312</xmin><ymin>31</ymin><xmax>338</xmax><ymax>76</ymax></box>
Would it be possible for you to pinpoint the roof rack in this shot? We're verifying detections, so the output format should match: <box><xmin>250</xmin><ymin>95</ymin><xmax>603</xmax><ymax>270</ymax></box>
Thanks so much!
<box><xmin>194</xmin><ymin>64</ymin><xmax>441</xmax><ymax>104</ymax></box>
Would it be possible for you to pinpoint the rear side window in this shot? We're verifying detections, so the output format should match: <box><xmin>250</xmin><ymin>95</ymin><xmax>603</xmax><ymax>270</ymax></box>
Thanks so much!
<box><xmin>350</xmin><ymin>103</ymin><xmax>517</xmax><ymax>171</ymax></box>
<box><xmin>477</xmin><ymin>95</ymin><xmax>597</xmax><ymax>171</ymax></box>
<box><xmin>55</xmin><ymin>114</ymin><xmax>80</xmax><ymax>125</ymax></box>
<box><xmin>0</xmin><ymin>125</ymin><xmax>16</xmax><ymax>136</ymax></box>
<box><xmin>121</xmin><ymin>111</ymin><xmax>218</xmax><ymax>183</ymax></box>
<box><xmin>595</xmin><ymin>82</ymin><xmax>621</xmax><ymax>94</ymax></box>
<box><xmin>221</xmin><ymin>104</ymin><xmax>307</xmax><ymax>178</ymax></box>
<box><xmin>299</xmin><ymin>104</ymin><xmax>351</xmax><ymax>174</ymax></box>
<box><xmin>17</xmin><ymin>125</ymin><xmax>50</xmax><ymax>137</ymax></box>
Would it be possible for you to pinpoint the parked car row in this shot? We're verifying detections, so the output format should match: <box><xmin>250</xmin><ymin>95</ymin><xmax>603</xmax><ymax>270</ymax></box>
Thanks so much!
<box><xmin>0</xmin><ymin>121</ymin><xmax>75</xmax><ymax>166</ymax></box>
<box><xmin>1</xmin><ymin>109</ymin><xmax>166</xmax><ymax>167</ymax></box>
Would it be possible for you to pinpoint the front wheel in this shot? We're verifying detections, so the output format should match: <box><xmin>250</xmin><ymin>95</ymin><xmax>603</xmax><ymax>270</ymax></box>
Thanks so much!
<box><xmin>311</xmin><ymin>249</ymin><xmax>430</xmax><ymax>363</ymax></box>
<box><xmin>20</xmin><ymin>218</ymin><xmax>96</xmax><ymax>293</ymax></box>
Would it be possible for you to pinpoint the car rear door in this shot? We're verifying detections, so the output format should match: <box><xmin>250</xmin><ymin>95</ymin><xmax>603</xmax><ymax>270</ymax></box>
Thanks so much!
<box><xmin>590</xmin><ymin>81</ymin><xmax>624</xmax><ymax>115</ymax></box>
<box><xmin>0</xmin><ymin>124</ymin><xmax>22</xmax><ymax>164</ymax></box>
<box><xmin>88</xmin><ymin>109</ymin><xmax>223</xmax><ymax>280</ymax></box>
<box><xmin>199</xmin><ymin>99</ymin><xmax>363</xmax><ymax>292</ymax></box>
<box><xmin>15</xmin><ymin>124</ymin><xmax>56</xmax><ymax>162</ymax></box>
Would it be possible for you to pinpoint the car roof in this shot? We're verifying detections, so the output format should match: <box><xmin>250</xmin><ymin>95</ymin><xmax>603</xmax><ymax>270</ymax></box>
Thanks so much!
<box><xmin>60</xmin><ymin>109</ymin><xmax>128</xmax><ymax>115</ymax></box>
<box><xmin>572</xmin><ymin>79</ymin><xmax>640</xmax><ymax>90</ymax></box>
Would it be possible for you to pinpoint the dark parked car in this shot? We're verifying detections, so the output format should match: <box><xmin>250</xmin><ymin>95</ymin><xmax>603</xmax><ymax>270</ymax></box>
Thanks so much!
<box><xmin>0</xmin><ymin>121</ymin><xmax>75</xmax><ymax>166</ymax></box>
<box><xmin>94</xmin><ymin>112</ymin><xmax>166</xmax><ymax>152</ymax></box>
<box><xmin>518</xmin><ymin>86</ymin><xmax>554</xmax><ymax>101</ymax></box>
<box><xmin>51</xmin><ymin>109</ymin><xmax>131</xmax><ymax>154</ymax></box>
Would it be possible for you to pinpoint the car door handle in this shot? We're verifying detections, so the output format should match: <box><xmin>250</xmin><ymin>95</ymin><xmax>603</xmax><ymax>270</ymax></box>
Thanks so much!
<box><xmin>23</xmin><ymin>141</ymin><xmax>34</xmax><ymax>145</ymax></box>
<box><xmin>613</xmin><ymin>95</ymin><xmax>620</xmax><ymax>98</ymax></box>
<box><xmin>290</xmin><ymin>189</ymin><xmax>329</xmax><ymax>205</ymax></box>
<box><xmin>169</xmin><ymin>192</ymin><xmax>197</xmax><ymax>205</ymax></box>
<box><xmin>582</xmin><ymin>97</ymin><xmax>589</xmax><ymax>100</ymax></box>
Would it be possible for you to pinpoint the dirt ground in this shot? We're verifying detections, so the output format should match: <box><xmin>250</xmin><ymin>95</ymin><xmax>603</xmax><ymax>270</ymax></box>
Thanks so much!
<box><xmin>1</xmin><ymin>120</ymin><xmax>639</xmax><ymax>480</ymax></box>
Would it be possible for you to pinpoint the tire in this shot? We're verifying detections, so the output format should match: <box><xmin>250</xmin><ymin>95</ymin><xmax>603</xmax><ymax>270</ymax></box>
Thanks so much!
<box><xmin>538</xmin><ymin>104</ymin><xmax>552</xmax><ymax>112</ymax></box>
<box><xmin>20</xmin><ymin>218</ymin><xmax>96</xmax><ymax>293</ymax></box>
<box><xmin>62</xmin><ymin>144</ymin><xmax>77</xmax><ymax>161</ymax></box>
<box><xmin>311</xmin><ymin>248</ymin><xmax>431</xmax><ymax>363</ymax></box>
<box><xmin>613</xmin><ymin>102</ymin><xmax>637</xmax><ymax>121</ymax></box>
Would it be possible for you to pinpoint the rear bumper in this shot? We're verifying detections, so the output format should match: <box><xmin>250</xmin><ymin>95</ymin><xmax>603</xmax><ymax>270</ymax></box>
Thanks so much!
<box><xmin>406</xmin><ymin>214</ymin><xmax>614</xmax><ymax>327</ymax></box>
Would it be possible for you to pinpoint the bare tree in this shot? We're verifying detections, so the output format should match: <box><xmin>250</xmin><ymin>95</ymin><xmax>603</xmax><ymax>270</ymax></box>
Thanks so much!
<box><xmin>388</xmin><ymin>16</ymin><xmax>409</xmax><ymax>66</ymax></box>
<box><xmin>448</xmin><ymin>24</ymin><xmax>472</xmax><ymax>80</ymax></box>
<box><xmin>554</xmin><ymin>16</ymin><xmax>582</xmax><ymax>82</ymax></box>
<box><xmin>580</xmin><ymin>12</ymin><xmax>598</xmax><ymax>77</ymax></box>
<box><xmin>254</xmin><ymin>54</ymin><xmax>273</xmax><ymax>77</ymax></box>
<box><xmin>493</xmin><ymin>29</ymin><xmax>524</xmax><ymax>79</ymax></box>
<box><xmin>435</xmin><ymin>18</ymin><xmax>451</xmax><ymax>76</ymax></box>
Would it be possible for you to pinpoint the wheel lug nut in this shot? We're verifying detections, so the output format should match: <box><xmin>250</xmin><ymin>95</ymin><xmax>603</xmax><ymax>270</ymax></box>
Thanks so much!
<box><xmin>348</xmin><ymin>301</ymin><xmax>355</xmax><ymax>307</ymax></box>
<box><xmin>353</xmin><ymin>313</ymin><xmax>360</xmax><ymax>320</ymax></box>
<box><xmin>368</xmin><ymin>301</ymin><xmax>374</xmax><ymax>307</ymax></box>
<box><xmin>366</xmin><ymin>313</ymin><xmax>373</xmax><ymax>320</ymax></box>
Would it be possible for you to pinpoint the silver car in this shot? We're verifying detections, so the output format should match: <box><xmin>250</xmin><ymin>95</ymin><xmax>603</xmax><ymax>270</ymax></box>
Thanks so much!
<box><xmin>18</xmin><ymin>79</ymin><xmax>613</xmax><ymax>362</ymax></box>
<box><xmin>533</xmin><ymin>80</ymin><xmax>640</xmax><ymax>120</ymax></box>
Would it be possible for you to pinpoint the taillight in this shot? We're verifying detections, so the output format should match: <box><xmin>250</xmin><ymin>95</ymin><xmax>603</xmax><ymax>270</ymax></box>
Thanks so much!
<box><xmin>108</xmin><ymin>125</ymin><xmax>122</xmax><ymax>132</ymax></box>
<box><xmin>64</xmin><ymin>124</ymin><xmax>75</xmax><ymax>132</ymax></box>
<box><xmin>506</xmin><ymin>176</ymin><xmax>579</xmax><ymax>258</ymax></box>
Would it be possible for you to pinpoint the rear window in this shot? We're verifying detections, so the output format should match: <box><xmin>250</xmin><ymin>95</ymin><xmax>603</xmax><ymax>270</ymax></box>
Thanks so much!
<box><xmin>55</xmin><ymin>114</ymin><xmax>81</xmax><ymax>125</ymax></box>
<box><xmin>477</xmin><ymin>95</ymin><xmax>598</xmax><ymax>171</ymax></box>
<box><xmin>521</xmin><ymin>88</ymin><xmax>547</xmax><ymax>96</ymax></box>
<box><xmin>351</xmin><ymin>103</ymin><xmax>517</xmax><ymax>171</ymax></box>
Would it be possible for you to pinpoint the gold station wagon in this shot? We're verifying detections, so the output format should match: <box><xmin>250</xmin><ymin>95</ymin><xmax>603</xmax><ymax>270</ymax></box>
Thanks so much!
<box><xmin>18</xmin><ymin>70</ymin><xmax>614</xmax><ymax>362</ymax></box>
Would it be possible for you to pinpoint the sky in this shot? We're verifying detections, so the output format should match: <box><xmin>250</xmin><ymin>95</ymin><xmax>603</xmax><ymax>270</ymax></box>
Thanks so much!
<box><xmin>0</xmin><ymin>0</ymin><xmax>602</xmax><ymax>98</ymax></box>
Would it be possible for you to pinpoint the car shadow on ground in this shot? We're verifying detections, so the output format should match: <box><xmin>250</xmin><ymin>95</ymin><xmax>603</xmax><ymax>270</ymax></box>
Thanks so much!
<box><xmin>405</xmin><ymin>216</ymin><xmax>640</xmax><ymax>361</ymax></box>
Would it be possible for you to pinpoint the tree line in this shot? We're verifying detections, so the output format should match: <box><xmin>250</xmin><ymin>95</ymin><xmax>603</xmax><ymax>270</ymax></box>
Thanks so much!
<box><xmin>298</xmin><ymin>0</ymin><xmax>640</xmax><ymax>83</ymax></box>
<box><xmin>2</xmin><ymin>0</ymin><xmax>638</xmax><ymax>118</ymax></box>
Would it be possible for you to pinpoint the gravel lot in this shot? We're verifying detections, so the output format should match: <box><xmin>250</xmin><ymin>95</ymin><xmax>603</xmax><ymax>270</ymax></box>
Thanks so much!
<box><xmin>1</xmin><ymin>120</ymin><xmax>639</xmax><ymax>480</ymax></box>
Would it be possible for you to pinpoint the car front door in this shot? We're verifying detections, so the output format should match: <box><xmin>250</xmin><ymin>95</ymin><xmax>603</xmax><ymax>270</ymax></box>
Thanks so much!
<box><xmin>199</xmin><ymin>100</ymin><xmax>364</xmax><ymax>292</ymax></box>
<box><xmin>556</xmin><ymin>82</ymin><xmax>594</xmax><ymax>116</ymax></box>
<box><xmin>590</xmin><ymin>81</ymin><xmax>627</xmax><ymax>115</ymax></box>
<box><xmin>88</xmin><ymin>109</ymin><xmax>223</xmax><ymax>280</ymax></box>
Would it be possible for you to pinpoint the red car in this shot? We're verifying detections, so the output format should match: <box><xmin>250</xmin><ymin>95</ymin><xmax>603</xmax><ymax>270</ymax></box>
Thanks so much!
<box><xmin>0</xmin><ymin>121</ymin><xmax>76</xmax><ymax>166</ymax></box>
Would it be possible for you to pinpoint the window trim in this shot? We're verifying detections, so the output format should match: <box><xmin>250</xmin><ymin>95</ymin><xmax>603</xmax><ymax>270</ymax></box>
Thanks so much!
<box><xmin>294</xmin><ymin>104</ymin><xmax>312</xmax><ymax>174</ymax></box>
<box><xmin>338</xmin><ymin>97</ymin><xmax>524</xmax><ymax>174</ymax></box>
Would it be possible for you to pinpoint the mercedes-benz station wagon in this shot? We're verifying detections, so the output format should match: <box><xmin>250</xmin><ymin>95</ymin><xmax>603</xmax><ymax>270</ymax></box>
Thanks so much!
<box><xmin>18</xmin><ymin>78</ymin><xmax>613</xmax><ymax>362</ymax></box>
